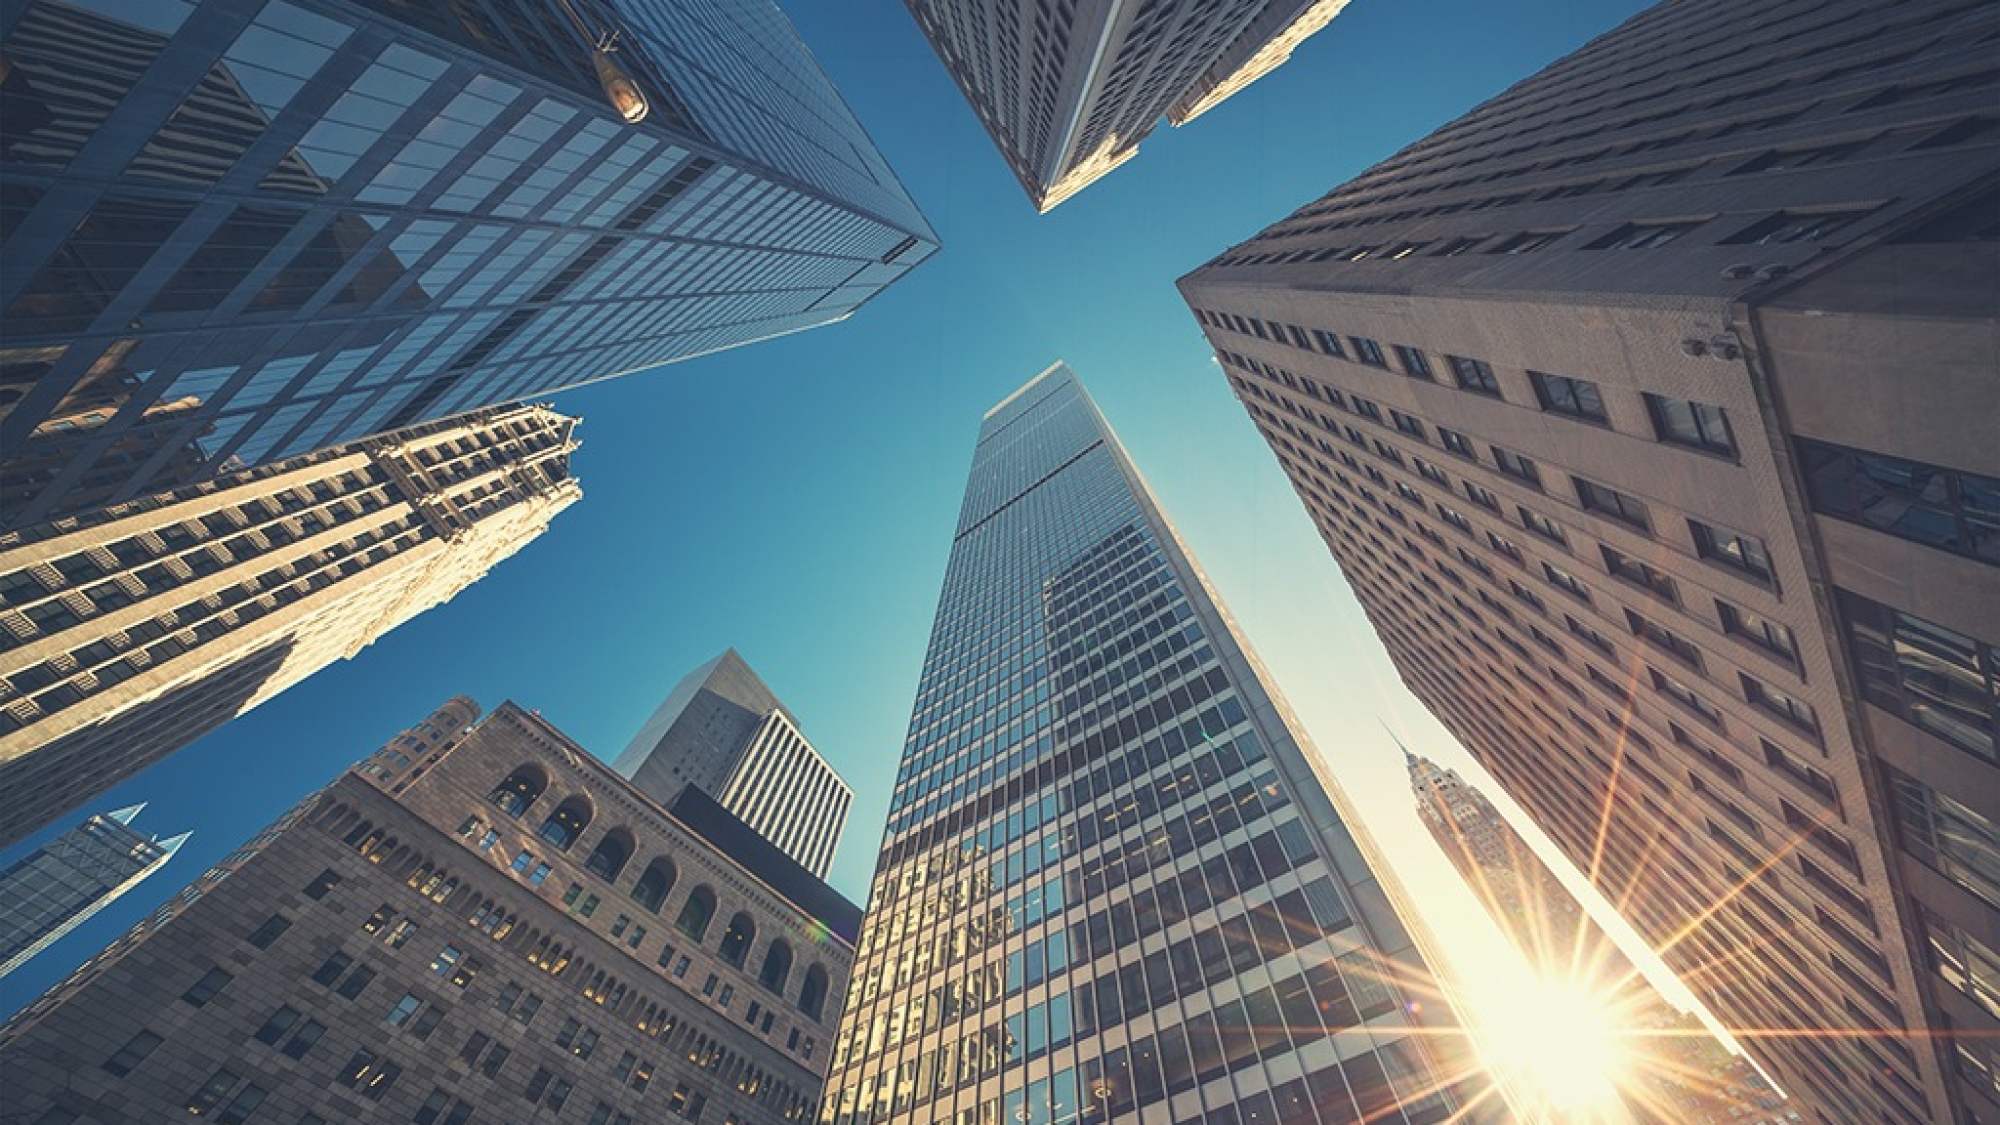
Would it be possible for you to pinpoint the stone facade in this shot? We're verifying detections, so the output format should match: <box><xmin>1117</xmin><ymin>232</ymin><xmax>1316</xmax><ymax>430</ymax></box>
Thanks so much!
<box><xmin>0</xmin><ymin>403</ymin><xmax>580</xmax><ymax>848</ymax></box>
<box><xmin>0</xmin><ymin>695</ymin><xmax>855</xmax><ymax>1124</ymax></box>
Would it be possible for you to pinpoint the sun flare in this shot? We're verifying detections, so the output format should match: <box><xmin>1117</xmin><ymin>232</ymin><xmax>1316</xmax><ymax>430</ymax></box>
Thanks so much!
<box><xmin>1478</xmin><ymin>976</ymin><xmax>1633</xmax><ymax>1119</ymax></box>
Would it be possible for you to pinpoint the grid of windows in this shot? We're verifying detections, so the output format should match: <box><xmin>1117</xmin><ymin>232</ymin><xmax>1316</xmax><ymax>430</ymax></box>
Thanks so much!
<box><xmin>831</xmin><ymin>368</ymin><xmax>1467</xmax><ymax>1125</ymax></box>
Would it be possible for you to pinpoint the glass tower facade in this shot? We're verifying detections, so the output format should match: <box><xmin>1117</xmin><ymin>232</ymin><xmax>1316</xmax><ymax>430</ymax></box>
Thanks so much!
<box><xmin>823</xmin><ymin>365</ymin><xmax>1483</xmax><ymax>1125</ymax></box>
<box><xmin>0</xmin><ymin>0</ymin><xmax>937</xmax><ymax>528</ymax></box>
<box><xmin>0</xmin><ymin>804</ymin><xmax>185</xmax><ymax>978</ymax></box>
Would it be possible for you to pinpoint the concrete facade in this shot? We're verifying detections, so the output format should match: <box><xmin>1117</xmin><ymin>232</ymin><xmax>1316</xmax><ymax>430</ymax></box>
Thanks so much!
<box><xmin>0</xmin><ymin>403</ymin><xmax>579</xmax><ymax>849</ymax></box>
<box><xmin>0</xmin><ymin>694</ymin><xmax>855</xmax><ymax>1124</ymax></box>
<box><xmin>1179</xmin><ymin>2</ymin><xmax>1999</xmax><ymax>1122</ymax></box>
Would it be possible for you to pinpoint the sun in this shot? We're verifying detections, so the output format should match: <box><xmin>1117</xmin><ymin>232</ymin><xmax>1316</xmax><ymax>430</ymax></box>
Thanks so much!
<box><xmin>1476</xmin><ymin>975</ymin><xmax>1633</xmax><ymax>1119</ymax></box>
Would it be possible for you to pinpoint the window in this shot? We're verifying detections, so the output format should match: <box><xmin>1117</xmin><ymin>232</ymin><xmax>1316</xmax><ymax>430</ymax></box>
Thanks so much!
<box><xmin>102</xmin><ymin>1029</ymin><xmax>163</xmax><ymax>1075</ymax></box>
<box><xmin>254</xmin><ymin>1006</ymin><xmax>301</xmax><ymax>1045</ymax></box>
<box><xmin>1645</xmin><ymin>393</ymin><xmax>1735</xmax><ymax>456</ymax></box>
<box><xmin>1764</xmin><ymin>740</ymin><xmax>1840</xmax><ymax>809</ymax></box>
<box><xmin>1492</xmin><ymin>447</ymin><xmax>1540</xmax><ymax>486</ymax></box>
<box><xmin>1566</xmin><ymin>615</ymin><xmax>1614</xmax><ymax>655</ymax></box>
<box><xmin>246</xmin><ymin>913</ymin><xmax>291</xmax><ymax>949</ymax></box>
<box><xmin>1691</xmin><ymin>519</ymin><xmax>1774</xmax><ymax>581</ymax></box>
<box><xmin>1350</xmin><ymin>337</ymin><xmax>1386</xmax><ymax>367</ymax></box>
<box><xmin>338</xmin><ymin>1049</ymin><xmax>400</xmax><ymax>1100</ymax></box>
<box><xmin>1722</xmin><ymin>209</ymin><xmax>1869</xmax><ymax>245</ymax></box>
<box><xmin>1796</xmin><ymin>438</ymin><xmax>1999</xmax><ymax>564</ymax></box>
<box><xmin>385</xmin><ymin>993</ymin><xmax>422</xmax><ymax>1027</ymax></box>
<box><xmin>1719</xmin><ymin>599</ymin><xmax>1797</xmax><ymax>662</ymax></box>
<box><xmin>1487</xmin><ymin>229</ymin><xmax>1568</xmax><ymax>254</ymax></box>
<box><xmin>1542</xmin><ymin>561</ymin><xmax>1591</xmax><ymax>602</ymax></box>
<box><xmin>1439</xmin><ymin>428</ymin><xmax>1475</xmax><ymax>458</ymax></box>
<box><xmin>716</xmin><ymin>912</ymin><xmax>752</xmax><ymax>964</ymax></box>
<box><xmin>1574</xmin><ymin>478</ymin><xmax>1650</xmax><ymax>530</ymax></box>
<box><xmin>335</xmin><ymin>965</ymin><xmax>377</xmax><ymax>1000</ymax></box>
<box><xmin>1652</xmin><ymin>668</ymin><xmax>1721</xmax><ymax>726</ymax></box>
<box><xmin>1888</xmin><ymin>768</ymin><xmax>2000</xmax><ymax>912</ymax></box>
<box><xmin>1463</xmin><ymin>482</ymin><xmax>1500</xmax><ymax>511</ymax></box>
<box><xmin>1519</xmin><ymin>506</ymin><xmax>1567</xmax><ymax>545</ymax></box>
<box><xmin>1393</xmin><ymin>346</ymin><xmax>1432</xmax><ymax>379</ymax></box>
<box><xmin>1311</xmin><ymin>329</ymin><xmax>1345</xmax><ymax>358</ymax></box>
<box><xmin>1588</xmin><ymin>220</ymin><xmax>1701</xmax><ymax>249</ymax></box>
<box><xmin>1839</xmin><ymin>589</ymin><xmax>1996</xmax><ymax>763</ymax></box>
<box><xmin>1351</xmin><ymin>398</ymin><xmax>1382</xmax><ymax>423</ymax></box>
<box><xmin>1530</xmin><ymin>372</ymin><xmax>1608</xmax><ymax>423</ymax></box>
<box><xmin>1435</xmin><ymin>504</ymin><xmax>1472</xmax><ymax>535</ymax></box>
<box><xmin>1626</xmin><ymin>609</ymin><xmax>1702</xmax><ymax>668</ymax></box>
<box><xmin>1390</xmin><ymin>410</ymin><xmax>1426</xmax><ymax>439</ymax></box>
<box><xmin>311</xmin><ymin>952</ymin><xmax>350</xmax><ymax>987</ymax></box>
<box><xmin>1601</xmin><ymin>546</ymin><xmax>1677</xmax><ymax>602</ymax></box>
<box><xmin>1922</xmin><ymin>906</ymin><xmax>2000</xmax><ymax>1021</ymax></box>
<box><xmin>1415</xmin><ymin>458</ymin><xmax>1449</xmax><ymax>486</ymax></box>
<box><xmin>281</xmin><ymin>1020</ymin><xmax>325</xmax><ymax>1059</ymax></box>
<box><xmin>1447</xmin><ymin>355</ymin><xmax>1501</xmax><ymax>396</ymax></box>
<box><xmin>182</xmin><ymin>967</ymin><xmax>232</xmax><ymax>1007</ymax></box>
<box><xmin>303</xmin><ymin>869</ymin><xmax>341</xmax><ymax>899</ymax></box>
<box><xmin>185</xmin><ymin>1069</ymin><xmax>240</xmax><ymax>1114</ymax></box>
<box><xmin>1743</xmin><ymin>674</ymin><xmax>1818</xmax><ymax>734</ymax></box>
<box><xmin>676</xmin><ymin>885</ymin><xmax>717</xmax><ymax>940</ymax></box>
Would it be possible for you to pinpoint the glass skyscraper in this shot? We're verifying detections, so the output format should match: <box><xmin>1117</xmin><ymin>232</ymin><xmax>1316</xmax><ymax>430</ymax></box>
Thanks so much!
<box><xmin>0</xmin><ymin>0</ymin><xmax>937</xmax><ymax>528</ymax></box>
<box><xmin>823</xmin><ymin>365</ymin><xmax>1486</xmax><ymax>1125</ymax></box>
<box><xmin>0</xmin><ymin>804</ymin><xmax>185</xmax><ymax>978</ymax></box>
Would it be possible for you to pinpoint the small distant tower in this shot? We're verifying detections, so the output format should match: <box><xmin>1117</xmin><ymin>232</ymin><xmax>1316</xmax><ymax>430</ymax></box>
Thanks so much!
<box><xmin>0</xmin><ymin>805</ymin><xmax>187</xmax><ymax>978</ymax></box>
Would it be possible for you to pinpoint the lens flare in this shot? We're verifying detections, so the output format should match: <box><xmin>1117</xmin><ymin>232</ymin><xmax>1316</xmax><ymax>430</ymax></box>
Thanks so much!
<box><xmin>1477</xmin><ymin>975</ymin><xmax>1631</xmax><ymax>1118</ymax></box>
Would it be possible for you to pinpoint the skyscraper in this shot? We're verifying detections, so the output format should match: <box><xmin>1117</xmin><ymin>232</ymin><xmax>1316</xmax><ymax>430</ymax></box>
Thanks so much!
<box><xmin>0</xmin><ymin>804</ymin><xmax>186</xmax><ymax>978</ymax></box>
<box><xmin>0</xmin><ymin>694</ymin><xmax>860</xmax><ymax>1124</ymax></box>
<box><xmin>1179</xmin><ymin>1</ymin><xmax>1998</xmax><ymax>1120</ymax></box>
<box><xmin>901</xmin><ymin>0</ymin><xmax>1349</xmax><ymax>211</ymax></box>
<box><xmin>0</xmin><ymin>0</ymin><xmax>937</xmax><ymax>528</ymax></box>
<box><xmin>614</xmin><ymin>649</ymin><xmax>853</xmax><ymax>878</ymax></box>
<box><xmin>0</xmin><ymin>402</ymin><xmax>580</xmax><ymax>849</ymax></box>
<box><xmin>1407</xmin><ymin>753</ymin><xmax>1590</xmax><ymax>983</ymax></box>
<box><xmin>822</xmin><ymin>364</ymin><xmax>1489</xmax><ymax>1125</ymax></box>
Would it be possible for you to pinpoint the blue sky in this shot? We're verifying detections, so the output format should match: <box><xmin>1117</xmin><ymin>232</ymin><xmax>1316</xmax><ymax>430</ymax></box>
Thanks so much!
<box><xmin>0</xmin><ymin>0</ymin><xmax>1666</xmax><ymax>1032</ymax></box>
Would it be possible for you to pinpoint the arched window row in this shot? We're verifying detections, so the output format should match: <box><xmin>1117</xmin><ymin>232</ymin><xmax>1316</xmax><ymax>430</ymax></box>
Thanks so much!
<box><xmin>405</xmin><ymin>863</ymin><xmax>457</xmax><ymax>905</ymax></box>
<box><xmin>466</xmin><ymin>899</ymin><xmax>518</xmax><ymax>942</ymax></box>
<box><xmin>527</xmin><ymin>936</ymin><xmax>573</xmax><ymax>977</ymax></box>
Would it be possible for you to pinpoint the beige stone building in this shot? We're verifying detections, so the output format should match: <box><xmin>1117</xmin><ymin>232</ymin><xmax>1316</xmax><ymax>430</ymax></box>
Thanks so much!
<box><xmin>0</xmin><ymin>693</ymin><xmax>857</xmax><ymax>1124</ymax></box>
<box><xmin>1179</xmin><ymin>1</ymin><xmax>1999</xmax><ymax>1121</ymax></box>
<box><xmin>0</xmin><ymin>403</ymin><xmax>580</xmax><ymax>848</ymax></box>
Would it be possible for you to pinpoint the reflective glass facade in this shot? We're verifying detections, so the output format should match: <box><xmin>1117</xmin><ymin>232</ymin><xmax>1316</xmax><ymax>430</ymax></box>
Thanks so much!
<box><xmin>0</xmin><ymin>0</ymin><xmax>937</xmax><ymax>528</ymax></box>
<box><xmin>823</xmin><ymin>365</ymin><xmax>1480</xmax><ymax>1125</ymax></box>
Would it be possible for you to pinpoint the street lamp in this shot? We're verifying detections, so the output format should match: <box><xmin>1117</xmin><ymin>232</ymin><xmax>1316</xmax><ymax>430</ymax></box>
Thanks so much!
<box><xmin>551</xmin><ymin>0</ymin><xmax>649</xmax><ymax>123</ymax></box>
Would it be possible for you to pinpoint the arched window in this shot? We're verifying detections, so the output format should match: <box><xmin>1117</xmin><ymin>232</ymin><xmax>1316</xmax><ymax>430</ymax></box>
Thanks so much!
<box><xmin>758</xmin><ymin>939</ymin><xmax>793</xmax><ymax>993</ymax></box>
<box><xmin>717</xmin><ymin>912</ymin><xmax>756</xmax><ymax>968</ymax></box>
<box><xmin>537</xmin><ymin>795</ymin><xmax>593</xmax><ymax>851</ymax></box>
<box><xmin>675</xmin><ymin>885</ymin><xmax>717</xmax><ymax>941</ymax></box>
<box><xmin>798</xmin><ymin>963</ymin><xmax>829</xmax><ymax>1021</ymax></box>
<box><xmin>632</xmin><ymin>858</ymin><xmax>676</xmax><ymax>913</ymax></box>
<box><xmin>488</xmin><ymin>765</ymin><xmax>548</xmax><ymax>818</ymax></box>
<box><xmin>584</xmin><ymin>827</ymin><xmax>634</xmax><ymax>882</ymax></box>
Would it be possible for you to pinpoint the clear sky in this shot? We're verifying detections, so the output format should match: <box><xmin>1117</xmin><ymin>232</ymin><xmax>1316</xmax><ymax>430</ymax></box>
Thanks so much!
<box><xmin>0</xmin><ymin>0</ymin><xmax>1674</xmax><ymax>1059</ymax></box>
